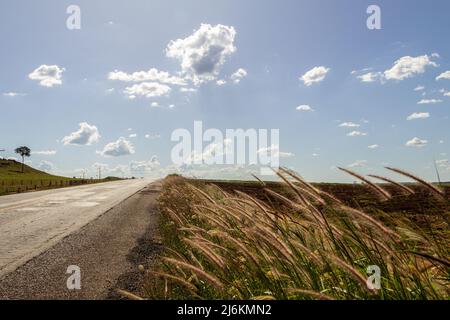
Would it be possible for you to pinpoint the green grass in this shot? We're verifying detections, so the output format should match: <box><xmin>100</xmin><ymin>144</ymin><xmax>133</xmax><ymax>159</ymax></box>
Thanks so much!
<box><xmin>138</xmin><ymin>170</ymin><xmax>449</xmax><ymax>300</ymax></box>
<box><xmin>0</xmin><ymin>159</ymin><xmax>121</xmax><ymax>196</ymax></box>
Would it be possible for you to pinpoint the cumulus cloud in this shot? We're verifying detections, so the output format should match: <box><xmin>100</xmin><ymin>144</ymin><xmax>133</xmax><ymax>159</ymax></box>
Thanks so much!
<box><xmin>108</xmin><ymin>68</ymin><xmax>186</xmax><ymax>85</ymax></box>
<box><xmin>417</xmin><ymin>98</ymin><xmax>442</xmax><ymax>104</ymax></box>
<box><xmin>357</xmin><ymin>72</ymin><xmax>383</xmax><ymax>83</ymax></box>
<box><xmin>407</xmin><ymin>112</ymin><xmax>430</xmax><ymax>120</ymax></box>
<box><xmin>384</xmin><ymin>55</ymin><xmax>437</xmax><ymax>81</ymax></box>
<box><xmin>348</xmin><ymin>160</ymin><xmax>367</xmax><ymax>168</ymax></box>
<box><xmin>368</xmin><ymin>144</ymin><xmax>379</xmax><ymax>149</ymax></box>
<box><xmin>124</xmin><ymin>82</ymin><xmax>171</xmax><ymax>99</ymax></box>
<box><xmin>405</xmin><ymin>137</ymin><xmax>427</xmax><ymax>147</ymax></box>
<box><xmin>216</xmin><ymin>79</ymin><xmax>227</xmax><ymax>86</ymax></box>
<box><xmin>28</xmin><ymin>64</ymin><xmax>65</xmax><ymax>87</ymax></box>
<box><xmin>347</xmin><ymin>131</ymin><xmax>367</xmax><ymax>137</ymax></box>
<box><xmin>129</xmin><ymin>156</ymin><xmax>160</xmax><ymax>174</ymax></box>
<box><xmin>97</xmin><ymin>137</ymin><xmax>135</xmax><ymax>157</ymax></box>
<box><xmin>296</xmin><ymin>105</ymin><xmax>313</xmax><ymax>112</ymax></box>
<box><xmin>436</xmin><ymin>70</ymin><xmax>450</xmax><ymax>81</ymax></box>
<box><xmin>38</xmin><ymin>160</ymin><xmax>54</xmax><ymax>172</ymax></box>
<box><xmin>166</xmin><ymin>24</ymin><xmax>236</xmax><ymax>84</ymax></box>
<box><xmin>33</xmin><ymin>150</ymin><xmax>57</xmax><ymax>155</ymax></box>
<box><xmin>300</xmin><ymin>66</ymin><xmax>330</xmax><ymax>86</ymax></box>
<box><xmin>129</xmin><ymin>133</ymin><xmax>137</xmax><ymax>138</ymax></box>
<box><xmin>339</xmin><ymin>122</ymin><xmax>360</xmax><ymax>128</ymax></box>
<box><xmin>230</xmin><ymin>68</ymin><xmax>247</xmax><ymax>83</ymax></box>
<box><xmin>62</xmin><ymin>122</ymin><xmax>100</xmax><ymax>146</ymax></box>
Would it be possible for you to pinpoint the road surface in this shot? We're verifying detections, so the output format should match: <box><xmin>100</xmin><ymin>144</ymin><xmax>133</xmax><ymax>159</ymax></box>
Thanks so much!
<box><xmin>0</xmin><ymin>178</ymin><xmax>161</xmax><ymax>299</ymax></box>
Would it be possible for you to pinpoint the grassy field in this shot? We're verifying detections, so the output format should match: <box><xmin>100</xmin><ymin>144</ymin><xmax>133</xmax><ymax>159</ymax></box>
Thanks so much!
<box><xmin>137</xmin><ymin>169</ymin><xmax>449</xmax><ymax>300</ymax></box>
<box><xmin>0</xmin><ymin>159</ymin><xmax>120</xmax><ymax>196</ymax></box>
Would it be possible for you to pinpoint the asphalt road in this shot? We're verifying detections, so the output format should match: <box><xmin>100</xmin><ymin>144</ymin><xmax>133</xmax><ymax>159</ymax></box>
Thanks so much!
<box><xmin>0</xmin><ymin>178</ymin><xmax>161</xmax><ymax>299</ymax></box>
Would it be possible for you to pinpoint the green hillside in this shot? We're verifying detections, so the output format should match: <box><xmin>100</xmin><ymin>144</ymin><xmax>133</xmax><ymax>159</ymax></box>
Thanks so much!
<box><xmin>0</xmin><ymin>159</ymin><xmax>120</xmax><ymax>195</ymax></box>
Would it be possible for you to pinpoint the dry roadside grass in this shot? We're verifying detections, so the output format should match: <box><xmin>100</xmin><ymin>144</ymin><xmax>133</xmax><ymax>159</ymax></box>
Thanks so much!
<box><xmin>133</xmin><ymin>169</ymin><xmax>449</xmax><ymax>300</ymax></box>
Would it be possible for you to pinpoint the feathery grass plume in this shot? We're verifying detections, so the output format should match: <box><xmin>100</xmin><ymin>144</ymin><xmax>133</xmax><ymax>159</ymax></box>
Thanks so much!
<box><xmin>338</xmin><ymin>167</ymin><xmax>391</xmax><ymax>201</ymax></box>
<box><xmin>281</xmin><ymin>167</ymin><xmax>343</xmax><ymax>204</ymax></box>
<box><xmin>368</xmin><ymin>174</ymin><xmax>415</xmax><ymax>195</ymax></box>
<box><xmin>385</xmin><ymin>167</ymin><xmax>445</xmax><ymax>197</ymax></box>
<box><xmin>327</xmin><ymin>255</ymin><xmax>371</xmax><ymax>292</ymax></box>
<box><xmin>250</xmin><ymin>295</ymin><xmax>276</xmax><ymax>300</ymax></box>
<box><xmin>339</xmin><ymin>205</ymin><xmax>400</xmax><ymax>239</ymax></box>
<box><xmin>163</xmin><ymin>257</ymin><xmax>224</xmax><ymax>289</ymax></box>
<box><xmin>183</xmin><ymin>237</ymin><xmax>226</xmax><ymax>269</ymax></box>
<box><xmin>188</xmin><ymin>184</ymin><xmax>217</xmax><ymax>204</ymax></box>
<box><xmin>251</xmin><ymin>173</ymin><xmax>266</xmax><ymax>186</ymax></box>
<box><xmin>286</xmin><ymin>288</ymin><xmax>334</xmax><ymax>300</ymax></box>
<box><xmin>406</xmin><ymin>251</ymin><xmax>450</xmax><ymax>268</ymax></box>
<box><xmin>116</xmin><ymin>289</ymin><xmax>144</xmax><ymax>300</ymax></box>
<box><xmin>149</xmin><ymin>271</ymin><xmax>199</xmax><ymax>293</ymax></box>
<box><xmin>215</xmin><ymin>231</ymin><xmax>260</xmax><ymax>266</ymax></box>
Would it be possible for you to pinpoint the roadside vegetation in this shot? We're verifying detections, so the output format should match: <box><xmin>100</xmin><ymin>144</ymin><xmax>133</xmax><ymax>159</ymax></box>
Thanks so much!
<box><xmin>0</xmin><ymin>159</ymin><xmax>121</xmax><ymax>196</ymax></box>
<box><xmin>139</xmin><ymin>168</ymin><xmax>449</xmax><ymax>300</ymax></box>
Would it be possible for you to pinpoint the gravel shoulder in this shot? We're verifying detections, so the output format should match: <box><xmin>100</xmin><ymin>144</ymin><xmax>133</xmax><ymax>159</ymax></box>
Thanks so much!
<box><xmin>0</xmin><ymin>181</ymin><xmax>162</xmax><ymax>300</ymax></box>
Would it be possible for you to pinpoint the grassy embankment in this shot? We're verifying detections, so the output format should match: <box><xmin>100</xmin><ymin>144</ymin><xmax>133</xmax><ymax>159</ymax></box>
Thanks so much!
<box><xmin>0</xmin><ymin>159</ymin><xmax>120</xmax><ymax>196</ymax></box>
<box><xmin>134</xmin><ymin>168</ymin><xmax>449</xmax><ymax>300</ymax></box>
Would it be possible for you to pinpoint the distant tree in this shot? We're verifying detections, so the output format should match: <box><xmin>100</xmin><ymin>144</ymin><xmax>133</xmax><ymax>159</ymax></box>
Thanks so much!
<box><xmin>15</xmin><ymin>146</ymin><xmax>31</xmax><ymax>173</ymax></box>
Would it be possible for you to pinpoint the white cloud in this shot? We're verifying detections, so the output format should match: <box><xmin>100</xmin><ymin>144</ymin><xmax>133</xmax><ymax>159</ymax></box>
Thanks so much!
<box><xmin>3</xmin><ymin>92</ymin><xmax>26</xmax><ymax>97</ymax></box>
<box><xmin>368</xmin><ymin>144</ymin><xmax>379</xmax><ymax>149</ymax></box>
<box><xmin>130</xmin><ymin>156</ymin><xmax>160</xmax><ymax>174</ymax></box>
<box><xmin>145</xmin><ymin>133</ymin><xmax>161</xmax><ymax>139</ymax></box>
<box><xmin>150</xmin><ymin>102</ymin><xmax>160</xmax><ymax>108</ymax></box>
<box><xmin>180</xmin><ymin>87</ymin><xmax>197</xmax><ymax>93</ymax></box>
<box><xmin>62</xmin><ymin>122</ymin><xmax>100</xmax><ymax>146</ymax></box>
<box><xmin>414</xmin><ymin>85</ymin><xmax>425</xmax><ymax>91</ymax></box>
<box><xmin>129</xmin><ymin>133</ymin><xmax>137</xmax><ymax>138</ymax></box>
<box><xmin>442</xmin><ymin>90</ymin><xmax>450</xmax><ymax>97</ymax></box>
<box><xmin>384</xmin><ymin>55</ymin><xmax>437</xmax><ymax>81</ymax></box>
<box><xmin>347</xmin><ymin>131</ymin><xmax>367</xmax><ymax>137</ymax></box>
<box><xmin>357</xmin><ymin>72</ymin><xmax>383</xmax><ymax>83</ymax></box>
<box><xmin>124</xmin><ymin>82</ymin><xmax>171</xmax><ymax>99</ymax></box>
<box><xmin>257</xmin><ymin>145</ymin><xmax>294</xmax><ymax>158</ymax></box>
<box><xmin>98</xmin><ymin>137</ymin><xmax>135</xmax><ymax>157</ymax></box>
<box><xmin>33</xmin><ymin>150</ymin><xmax>57</xmax><ymax>155</ymax></box>
<box><xmin>38</xmin><ymin>160</ymin><xmax>54</xmax><ymax>172</ymax></box>
<box><xmin>108</xmin><ymin>68</ymin><xmax>186</xmax><ymax>85</ymax></box>
<box><xmin>300</xmin><ymin>66</ymin><xmax>330</xmax><ymax>86</ymax></box>
<box><xmin>436</xmin><ymin>70</ymin><xmax>450</xmax><ymax>81</ymax></box>
<box><xmin>417</xmin><ymin>98</ymin><xmax>442</xmax><ymax>104</ymax></box>
<box><xmin>339</xmin><ymin>122</ymin><xmax>360</xmax><ymax>128</ymax></box>
<box><xmin>166</xmin><ymin>24</ymin><xmax>236</xmax><ymax>84</ymax></box>
<box><xmin>405</xmin><ymin>137</ymin><xmax>427</xmax><ymax>147</ymax></box>
<box><xmin>407</xmin><ymin>112</ymin><xmax>430</xmax><ymax>120</ymax></box>
<box><xmin>348</xmin><ymin>160</ymin><xmax>367</xmax><ymax>168</ymax></box>
<box><xmin>296</xmin><ymin>105</ymin><xmax>313</xmax><ymax>112</ymax></box>
<box><xmin>216</xmin><ymin>79</ymin><xmax>227</xmax><ymax>86</ymax></box>
<box><xmin>230</xmin><ymin>68</ymin><xmax>247</xmax><ymax>83</ymax></box>
<box><xmin>28</xmin><ymin>64</ymin><xmax>65</xmax><ymax>87</ymax></box>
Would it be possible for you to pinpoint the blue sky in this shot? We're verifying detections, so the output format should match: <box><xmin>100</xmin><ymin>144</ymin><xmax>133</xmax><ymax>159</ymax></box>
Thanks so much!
<box><xmin>1</xmin><ymin>0</ymin><xmax>449</xmax><ymax>182</ymax></box>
